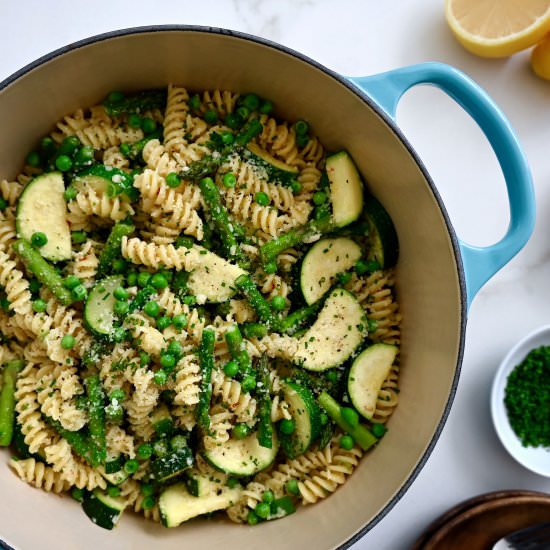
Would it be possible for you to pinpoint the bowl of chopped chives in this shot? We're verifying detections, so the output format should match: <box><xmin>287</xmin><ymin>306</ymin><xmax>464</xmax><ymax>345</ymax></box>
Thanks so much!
<box><xmin>491</xmin><ymin>324</ymin><xmax>550</xmax><ymax>477</ymax></box>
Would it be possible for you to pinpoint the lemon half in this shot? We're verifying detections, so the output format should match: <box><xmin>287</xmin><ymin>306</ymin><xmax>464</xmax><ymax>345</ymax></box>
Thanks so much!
<box><xmin>446</xmin><ymin>0</ymin><xmax>550</xmax><ymax>58</ymax></box>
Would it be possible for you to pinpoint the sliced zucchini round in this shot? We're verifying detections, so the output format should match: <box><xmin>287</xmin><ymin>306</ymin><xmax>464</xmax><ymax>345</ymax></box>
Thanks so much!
<box><xmin>82</xmin><ymin>489</ymin><xmax>126</xmax><ymax>530</ymax></box>
<box><xmin>244</xmin><ymin>142</ymin><xmax>298</xmax><ymax>183</ymax></box>
<box><xmin>326</xmin><ymin>151</ymin><xmax>364</xmax><ymax>228</ymax></box>
<box><xmin>300</xmin><ymin>237</ymin><xmax>362</xmax><ymax>305</ymax></box>
<box><xmin>280</xmin><ymin>381</ymin><xmax>322</xmax><ymax>458</ymax></box>
<box><xmin>16</xmin><ymin>172</ymin><xmax>71</xmax><ymax>261</ymax></box>
<box><xmin>74</xmin><ymin>165</ymin><xmax>135</xmax><ymax>198</ymax></box>
<box><xmin>348</xmin><ymin>343</ymin><xmax>398</xmax><ymax>420</ymax></box>
<box><xmin>150</xmin><ymin>447</ymin><xmax>194</xmax><ymax>483</ymax></box>
<box><xmin>363</xmin><ymin>194</ymin><xmax>398</xmax><ymax>269</ymax></box>
<box><xmin>294</xmin><ymin>288</ymin><xmax>367</xmax><ymax>371</ymax></box>
<box><xmin>203</xmin><ymin>430</ymin><xmax>278</xmax><ymax>477</ymax></box>
<box><xmin>84</xmin><ymin>275</ymin><xmax>124</xmax><ymax>336</ymax></box>
<box><xmin>159</xmin><ymin>482</ymin><xmax>242</xmax><ymax>528</ymax></box>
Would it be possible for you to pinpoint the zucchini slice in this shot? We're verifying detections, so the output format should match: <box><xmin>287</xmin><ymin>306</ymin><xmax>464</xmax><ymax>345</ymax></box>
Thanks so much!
<box><xmin>244</xmin><ymin>143</ymin><xmax>299</xmax><ymax>183</ymax></box>
<box><xmin>74</xmin><ymin>165</ymin><xmax>136</xmax><ymax>200</ymax></box>
<box><xmin>203</xmin><ymin>430</ymin><xmax>279</xmax><ymax>477</ymax></box>
<box><xmin>84</xmin><ymin>275</ymin><xmax>124</xmax><ymax>336</ymax></box>
<box><xmin>186</xmin><ymin>247</ymin><xmax>246</xmax><ymax>303</ymax></box>
<box><xmin>280</xmin><ymin>381</ymin><xmax>322</xmax><ymax>458</ymax></box>
<box><xmin>348</xmin><ymin>343</ymin><xmax>398</xmax><ymax>420</ymax></box>
<box><xmin>326</xmin><ymin>151</ymin><xmax>364</xmax><ymax>228</ymax></box>
<box><xmin>16</xmin><ymin>172</ymin><xmax>71</xmax><ymax>261</ymax></box>
<box><xmin>159</xmin><ymin>482</ymin><xmax>241</xmax><ymax>528</ymax></box>
<box><xmin>294</xmin><ymin>288</ymin><xmax>366</xmax><ymax>372</ymax></box>
<box><xmin>300</xmin><ymin>237</ymin><xmax>362</xmax><ymax>305</ymax></box>
<box><xmin>82</xmin><ymin>489</ymin><xmax>126</xmax><ymax>530</ymax></box>
<box><xmin>98</xmin><ymin>467</ymin><xmax>129</xmax><ymax>486</ymax></box>
<box><xmin>363</xmin><ymin>194</ymin><xmax>398</xmax><ymax>269</ymax></box>
<box><xmin>150</xmin><ymin>447</ymin><xmax>194</xmax><ymax>483</ymax></box>
<box><xmin>185</xmin><ymin>469</ymin><xmax>227</xmax><ymax>497</ymax></box>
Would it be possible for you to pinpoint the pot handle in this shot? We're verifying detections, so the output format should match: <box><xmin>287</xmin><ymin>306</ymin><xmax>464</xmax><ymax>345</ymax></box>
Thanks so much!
<box><xmin>348</xmin><ymin>62</ymin><xmax>535</xmax><ymax>308</ymax></box>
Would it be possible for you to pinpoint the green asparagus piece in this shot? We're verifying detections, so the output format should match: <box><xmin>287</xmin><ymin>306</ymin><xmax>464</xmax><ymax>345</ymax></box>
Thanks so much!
<box><xmin>259</xmin><ymin>216</ymin><xmax>333</xmax><ymax>265</ymax></box>
<box><xmin>13</xmin><ymin>239</ymin><xmax>73</xmax><ymax>306</ymax></box>
<box><xmin>97</xmin><ymin>223</ymin><xmax>135</xmax><ymax>277</ymax></box>
<box><xmin>240</xmin><ymin>322</ymin><xmax>268</xmax><ymax>339</ymax></box>
<box><xmin>179</xmin><ymin>154</ymin><xmax>226</xmax><ymax>182</ymax></box>
<box><xmin>196</xmin><ymin>328</ymin><xmax>216</xmax><ymax>430</ymax></box>
<box><xmin>225</xmin><ymin>325</ymin><xmax>253</xmax><ymax>378</ymax></box>
<box><xmin>235</xmin><ymin>275</ymin><xmax>278</xmax><ymax>328</ymax></box>
<box><xmin>0</xmin><ymin>360</ymin><xmax>25</xmax><ymax>446</ymax></box>
<box><xmin>46</xmin><ymin>417</ymin><xmax>91</xmax><ymax>462</ymax></box>
<box><xmin>85</xmin><ymin>375</ymin><xmax>107</xmax><ymax>467</ymax></box>
<box><xmin>318</xmin><ymin>392</ymin><xmax>377</xmax><ymax>451</ymax></box>
<box><xmin>103</xmin><ymin>89</ymin><xmax>167</xmax><ymax>117</ymax></box>
<box><xmin>279</xmin><ymin>301</ymin><xmax>323</xmax><ymax>335</ymax></box>
<box><xmin>199</xmin><ymin>177</ymin><xmax>245</xmax><ymax>265</ymax></box>
<box><xmin>256</xmin><ymin>356</ymin><xmax>273</xmax><ymax>449</ymax></box>
<box><xmin>234</xmin><ymin>118</ymin><xmax>263</xmax><ymax>147</ymax></box>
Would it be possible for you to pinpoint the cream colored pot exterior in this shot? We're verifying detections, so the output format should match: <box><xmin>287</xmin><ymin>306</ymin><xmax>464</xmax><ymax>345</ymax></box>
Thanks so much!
<box><xmin>0</xmin><ymin>28</ymin><xmax>464</xmax><ymax>550</ymax></box>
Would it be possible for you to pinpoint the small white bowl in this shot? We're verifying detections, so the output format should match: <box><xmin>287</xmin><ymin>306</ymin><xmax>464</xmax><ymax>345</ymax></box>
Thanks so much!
<box><xmin>491</xmin><ymin>324</ymin><xmax>550</xmax><ymax>477</ymax></box>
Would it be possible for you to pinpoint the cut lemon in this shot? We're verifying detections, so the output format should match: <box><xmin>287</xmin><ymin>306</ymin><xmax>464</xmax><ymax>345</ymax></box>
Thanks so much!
<box><xmin>446</xmin><ymin>0</ymin><xmax>550</xmax><ymax>58</ymax></box>
<box><xmin>531</xmin><ymin>33</ymin><xmax>550</xmax><ymax>79</ymax></box>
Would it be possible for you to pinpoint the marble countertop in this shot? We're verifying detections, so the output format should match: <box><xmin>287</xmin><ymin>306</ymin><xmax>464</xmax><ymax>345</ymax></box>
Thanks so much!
<box><xmin>2</xmin><ymin>1</ymin><xmax>550</xmax><ymax>548</ymax></box>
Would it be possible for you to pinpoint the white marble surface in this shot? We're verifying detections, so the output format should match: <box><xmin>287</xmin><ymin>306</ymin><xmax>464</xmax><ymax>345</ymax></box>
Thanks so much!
<box><xmin>1</xmin><ymin>1</ymin><xmax>550</xmax><ymax>548</ymax></box>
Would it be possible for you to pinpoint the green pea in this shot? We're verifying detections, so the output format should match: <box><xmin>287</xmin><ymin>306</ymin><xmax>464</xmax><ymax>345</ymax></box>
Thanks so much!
<box><xmin>144</xmin><ymin>300</ymin><xmax>160</xmax><ymax>318</ymax></box>
<box><xmin>341</xmin><ymin>407</ymin><xmax>359</xmax><ymax>428</ymax></box>
<box><xmin>312</xmin><ymin>191</ymin><xmax>327</xmax><ymax>205</ymax></box>
<box><xmin>128</xmin><ymin>114</ymin><xmax>142</xmax><ymax>128</ymax></box>
<box><xmin>247</xmin><ymin>510</ymin><xmax>259</xmax><ymax>526</ymax></box>
<box><xmin>165</xmin><ymin>172</ymin><xmax>181</xmax><ymax>188</ymax></box>
<box><xmin>110</xmin><ymin>388</ymin><xmax>125</xmax><ymax>402</ymax></box>
<box><xmin>236</xmin><ymin>106</ymin><xmax>250</xmax><ymax>120</ymax></box>
<box><xmin>107</xmin><ymin>91</ymin><xmax>125</xmax><ymax>103</ymax></box>
<box><xmin>124</xmin><ymin>459</ymin><xmax>139</xmax><ymax>474</ymax></box>
<box><xmin>221</xmin><ymin>131</ymin><xmax>234</xmax><ymax>145</ymax></box>
<box><xmin>140</xmin><ymin>352</ymin><xmax>151</xmax><ymax>366</ymax></box>
<box><xmin>119</xmin><ymin>143</ymin><xmax>131</xmax><ymax>157</ymax></box>
<box><xmin>290</xmin><ymin>180</ymin><xmax>302</xmax><ymax>194</ymax></box>
<box><xmin>114</xmin><ymin>300</ymin><xmax>130</xmax><ymax>316</ymax></box>
<box><xmin>255</xmin><ymin>192</ymin><xmax>270</xmax><ymax>206</ymax></box>
<box><xmin>58</xmin><ymin>136</ymin><xmax>81</xmax><ymax>157</ymax></box>
<box><xmin>242</xmin><ymin>94</ymin><xmax>260</xmax><ymax>112</ymax></box>
<box><xmin>126</xmin><ymin>271</ymin><xmax>138</xmax><ymax>286</ymax></box>
<box><xmin>74</xmin><ymin>145</ymin><xmax>94</xmax><ymax>166</ymax></box>
<box><xmin>286</xmin><ymin>479</ymin><xmax>299</xmax><ymax>495</ymax></box>
<box><xmin>61</xmin><ymin>335</ymin><xmax>76</xmax><ymax>350</ymax></box>
<box><xmin>204</xmin><ymin>109</ymin><xmax>218</xmax><ymax>124</ymax></box>
<box><xmin>259</xmin><ymin>100</ymin><xmax>273</xmax><ymax>114</ymax></box>
<box><xmin>241</xmin><ymin>375</ymin><xmax>256</xmax><ymax>393</ymax></box>
<box><xmin>71</xmin><ymin>285</ymin><xmax>87</xmax><ymax>301</ymax></box>
<box><xmin>112</xmin><ymin>258</ymin><xmax>128</xmax><ymax>273</ymax></box>
<box><xmin>156</xmin><ymin>316</ymin><xmax>171</xmax><ymax>331</ymax></box>
<box><xmin>160</xmin><ymin>353</ymin><xmax>176</xmax><ymax>370</ymax></box>
<box><xmin>31</xmin><ymin>232</ymin><xmax>48</xmax><ymax>247</ymax></box>
<box><xmin>142</xmin><ymin>495</ymin><xmax>156</xmax><ymax>510</ymax></box>
<box><xmin>141</xmin><ymin>482</ymin><xmax>154</xmax><ymax>496</ymax></box>
<box><xmin>71</xmin><ymin>487</ymin><xmax>84</xmax><ymax>502</ymax></box>
<box><xmin>153</xmin><ymin>370</ymin><xmax>168</xmax><ymax>385</ymax></box>
<box><xmin>137</xmin><ymin>443</ymin><xmax>153</xmax><ymax>460</ymax></box>
<box><xmin>40</xmin><ymin>136</ymin><xmax>56</xmax><ymax>152</ymax></box>
<box><xmin>71</xmin><ymin>231</ymin><xmax>87</xmax><ymax>244</ymax></box>
<box><xmin>63</xmin><ymin>275</ymin><xmax>81</xmax><ymax>290</ymax></box>
<box><xmin>264</xmin><ymin>261</ymin><xmax>277</xmax><ymax>274</ymax></box>
<box><xmin>153</xmin><ymin>439</ymin><xmax>169</xmax><ymax>457</ymax></box>
<box><xmin>223</xmin><ymin>360</ymin><xmax>240</xmax><ymax>378</ymax></box>
<box><xmin>232</xmin><ymin>423</ymin><xmax>250</xmax><ymax>440</ymax></box>
<box><xmin>150</xmin><ymin>273</ymin><xmax>168</xmax><ymax>289</ymax></box>
<box><xmin>224</xmin><ymin>112</ymin><xmax>243</xmax><ymax>130</ymax></box>
<box><xmin>26</xmin><ymin>151</ymin><xmax>41</xmax><ymax>167</ymax></box>
<box><xmin>55</xmin><ymin>155</ymin><xmax>73</xmax><ymax>172</ymax></box>
<box><xmin>255</xmin><ymin>502</ymin><xmax>270</xmax><ymax>519</ymax></box>
<box><xmin>137</xmin><ymin>271</ymin><xmax>151</xmax><ymax>288</ymax></box>
<box><xmin>294</xmin><ymin>120</ymin><xmax>309</xmax><ymax>136</ymax></box>
<box><xmin>371</xmin><ymin>423</ymin><xmax>386</xmax><ymax>438</ymax></box>
<box><xmin>64</xmin><ymin>186</ymin><xmax>78</xmax><ymax>201</ymax></box>
<box><xmin>271</xmin><ymin>295</ymin><xmax>286</xmax><ymax>311</ymax></box>
<box><xmin>189</xmin><ymin>94</ymin><xmax>201</xmax><ymax>111</ymax></box>
<box><xmin>172</xmin><ymin>314</ymin><xmax>188</xmax><ymax>330</ymax></box>
<box><xmin>339</xmin><ymin>434</ymin><xmax>355</xmax><ymax>450</ymax></box>
<box><xmin>113</xmin><ymin>287</ymin><xmax>129</xmax><ymax>301</ymax></box>
<box><xmin>167</xmin><ymin>340</ymin><xmax>183</xmax><ymax>358</ymax></box>
<box><xmin>170</xmin><ymin>434</ymin><xmax>187</xmax><ymax>451</ymax></box>
<box><xmin>279</xmin><ymin>419</ymin><xmax>295</xmax><ymax>435</ymax></box>
<box><xmin>222</xmin><ymin>172</ymin><xmax>237</xmax><ymax>188</ymax></box>
<box><xmin>32</xmin><ymin>299</ymin><xmax>47</xmax><ymax>313</ymax></box>
<box><xmin>262</xmin><ymin>490</ymin><xmax>275</xmax><ymax>504</ymax></box>
<box><xmin>107</xmin><ymin>485</ymin><xmax>121</xmax><ymax>498</ymax></box>
<box><xmin>141</xmin><ymin>117</ymin><xmax>157</xmax><ymax>134</ymax></box>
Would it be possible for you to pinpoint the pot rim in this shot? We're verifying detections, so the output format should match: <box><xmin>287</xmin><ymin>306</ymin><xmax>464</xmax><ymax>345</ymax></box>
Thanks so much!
<box><xmin>0</xmin><ymin>24</ymin><xmax>467</xmax><ymax>550</ymax></box>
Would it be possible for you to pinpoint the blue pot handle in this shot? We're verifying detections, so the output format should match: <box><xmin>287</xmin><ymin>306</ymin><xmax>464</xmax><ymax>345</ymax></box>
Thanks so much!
<box><xmin>348</xmin><ymin>62</ymin><xmax>535</xmax><ymax>309</ymax></box>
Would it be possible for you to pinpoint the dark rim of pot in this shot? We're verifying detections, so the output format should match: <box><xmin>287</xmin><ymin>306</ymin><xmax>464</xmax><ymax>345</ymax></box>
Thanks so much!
<box><xmin>0</xmin><ymin>24</ymin><xmax>467</xmax><ymax>550</ymax></box>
